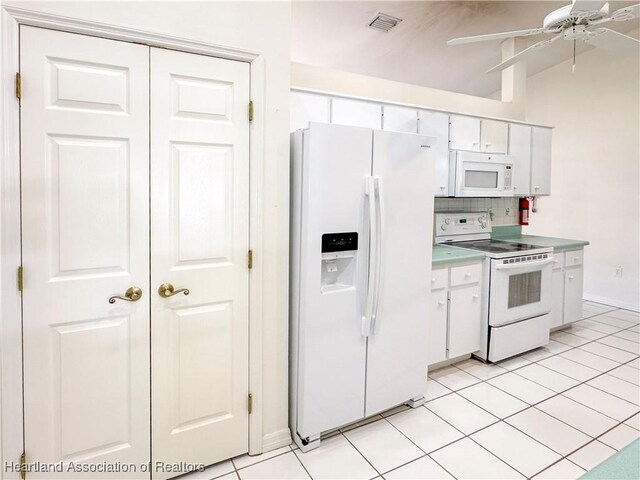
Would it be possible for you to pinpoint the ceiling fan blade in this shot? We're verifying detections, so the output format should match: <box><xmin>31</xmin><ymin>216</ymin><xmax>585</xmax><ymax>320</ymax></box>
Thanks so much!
<box><xmin>447</xmin><ymin>28</ymin><xmax>550</xmax><ymax>46</ymax></box>
<box><xmin>610</xmin><ymin>3</ymin><xmax>640</xmax><ymax>21</ymax></box>
<box><xmin>570</xmin><ymin>0</ymin><xmax>609</xmax><ymax>14</ymax></box>
<box><xmin>486</xmin><ymin>34</ymin><xmax>563</xmax><ymax>73</ymax></box>
<box><xmin>585</xmin><ymin>28</ymin><xmax>640</xmax><ymax>56</ymax></box>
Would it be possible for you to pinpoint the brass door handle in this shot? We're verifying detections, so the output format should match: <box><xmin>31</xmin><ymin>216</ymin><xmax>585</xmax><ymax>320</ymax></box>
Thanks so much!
<box><xmin>109</xmin><ymin>287</ymin><xmax>143</xmax><ymax>304</ymax></box>
<box><xmin>158</xmin><ymin>283</ymin><xmax>190</xmax><ymax>298</ymax></box>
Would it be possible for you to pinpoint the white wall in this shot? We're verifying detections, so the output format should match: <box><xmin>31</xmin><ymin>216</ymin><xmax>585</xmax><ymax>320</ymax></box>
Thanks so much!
<box><xmin>524</xmin><ymin>32</ymin><xmax>640</xmax><ymax>311</ymax></box>
<box><xmin>292</xmin><ymin>62</ymin><xmax>526</xmax><ymax>121</ymax></box>
<box><xmin>3</xmin><ymin>0</ymin><xmax>292</xmax><ymax>450</ymax></box>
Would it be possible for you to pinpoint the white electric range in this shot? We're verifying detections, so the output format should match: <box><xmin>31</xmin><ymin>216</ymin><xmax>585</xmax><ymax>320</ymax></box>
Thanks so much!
<box><xmin>435</xmin><ymin>211</ymin><xmax>554</xmax><ymax>362</ymax></box>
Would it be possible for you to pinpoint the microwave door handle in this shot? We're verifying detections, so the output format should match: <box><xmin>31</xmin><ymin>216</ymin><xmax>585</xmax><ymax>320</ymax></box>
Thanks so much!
<box><xmin>361</xmin><ymin>177</ymin><xmax>377</xmax><ymax>337</ymax></box>
<box><xmin>495</xmin><ymin>257</ymin><xmax>555</xmax><ymax>270</ymax></box>
<box><xmin>370</xmin><ymin>178</ymin><xmax>383</xmax><ymax>335</ymax></box>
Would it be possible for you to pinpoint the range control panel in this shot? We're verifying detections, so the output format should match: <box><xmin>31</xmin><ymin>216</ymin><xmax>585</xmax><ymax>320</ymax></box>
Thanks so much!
<box><xmin>435</xmin><ymin>212</ymin><xmax>491</xmax><ymax>238</ymax></box>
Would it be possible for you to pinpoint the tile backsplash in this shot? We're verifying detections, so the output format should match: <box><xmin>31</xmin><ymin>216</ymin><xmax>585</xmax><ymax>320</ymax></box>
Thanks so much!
<box><xmin>434</xmin><ymin>197</ymin><xmax>519</xmax><ymax>226</ymax></box>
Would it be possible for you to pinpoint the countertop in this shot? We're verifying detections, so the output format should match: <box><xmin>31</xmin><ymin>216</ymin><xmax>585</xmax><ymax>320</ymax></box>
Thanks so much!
<box><xmin>432</xmin><ymin>226</ymin><xmax>589</xmax><ymax>266</ymax></box>
<box><xmin>432</xmin><ymin>244</ymin><xmax>486</xmax><ymax>267</ymax></box>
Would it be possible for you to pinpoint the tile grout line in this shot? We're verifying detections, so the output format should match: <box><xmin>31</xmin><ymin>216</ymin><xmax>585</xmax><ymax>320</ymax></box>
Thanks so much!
<box><xmin>339</xmin><ymin>430</ymin><xmax>386</xmax><ymax>479</ymax></box>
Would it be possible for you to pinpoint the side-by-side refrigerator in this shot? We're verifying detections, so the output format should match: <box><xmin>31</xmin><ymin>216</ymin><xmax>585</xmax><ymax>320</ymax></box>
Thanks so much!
<box><xmin>290</xmin><ymin>122</ymin><xmax>435</xmax><ymax>451</ymax></box>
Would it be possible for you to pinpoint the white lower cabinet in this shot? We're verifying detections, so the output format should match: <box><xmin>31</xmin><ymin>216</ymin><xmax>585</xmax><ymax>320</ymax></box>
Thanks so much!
<box><xmin>449</xmin><ymin>284</ymin><xmax>482</xmax><ymax>358</ymax></box>
<box><xmin>428</xmin><ymin>289</ymin><xmax>448</xmax><ymax>365</ymax></box>
<box><xmin>549</xmin><ymin>267</ymin><xmax>564</xmax><ymax>329</ymax></box>
<box><xmin>564</xmin><ymin>264</ymin><xmax>584</xmax><ymax>324</ymax></box>
<box><xmin>549</xmin><ymin>248</ymin><xmax>584</xmax><ymax>328</ymax></box>
<box><xmin>428</xmin><ymin>262</ymin><xmax>483</xmax><ymax>366</ymax></box>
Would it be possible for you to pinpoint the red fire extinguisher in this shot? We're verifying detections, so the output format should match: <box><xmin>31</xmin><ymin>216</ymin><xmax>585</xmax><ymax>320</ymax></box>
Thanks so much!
<box><xmin>519</xmin><ymin>197</ymin><xmax>530</xmax><ymax>226</ymax></box>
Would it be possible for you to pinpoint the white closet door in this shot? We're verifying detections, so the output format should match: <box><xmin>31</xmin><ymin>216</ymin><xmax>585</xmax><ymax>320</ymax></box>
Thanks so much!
<box><xmin>20</xmin><ymin>26</ymin><xmax>150</xmax><ymax>477</ymax></box>
<box><xmin>150</xmin><ymin>48</ymin><xmax>250</xmax><ymax>475</ymax></box>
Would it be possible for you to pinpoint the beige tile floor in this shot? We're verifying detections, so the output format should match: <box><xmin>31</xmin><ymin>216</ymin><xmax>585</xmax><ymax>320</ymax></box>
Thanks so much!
<box><xmin>179</xmin><ymin>301</ymin><xmax>640</xmax><ymax>480</ymax></box>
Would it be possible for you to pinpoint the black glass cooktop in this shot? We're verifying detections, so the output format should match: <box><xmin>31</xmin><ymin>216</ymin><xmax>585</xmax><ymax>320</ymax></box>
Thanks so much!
<box><xmin>454</xmin><ymin>239</ymin><xmax>544</xmax><ymax>254</ymax></box>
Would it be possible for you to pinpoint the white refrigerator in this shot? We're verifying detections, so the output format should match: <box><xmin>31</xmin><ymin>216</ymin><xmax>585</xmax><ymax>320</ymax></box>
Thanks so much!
<box><xmin>290</xmin><ymin>122</ymin><xmax>435</xmax><ymax>451</ymax></box>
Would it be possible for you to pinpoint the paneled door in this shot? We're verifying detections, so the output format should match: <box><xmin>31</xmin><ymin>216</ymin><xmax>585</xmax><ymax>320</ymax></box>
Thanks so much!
<box><xmin>150</xmin><ymin>48</ymin><xmax>251</xmax><ymax>475</ymax></box>
<box><xmin>20</xmin><ymin>26</ymin><xmax>150</xmax><ymax>477</ymax></box>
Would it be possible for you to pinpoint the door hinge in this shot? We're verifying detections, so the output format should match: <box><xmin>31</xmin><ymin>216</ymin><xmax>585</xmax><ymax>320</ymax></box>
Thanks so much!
<box><xmin>15</xmin><ymin>73</ymin><xmax>21</xmax><ymax>100</ymax></box>
<box><xmin>19</xmin><ymin>451</ymin><xmax>26</xmax><ymax>480</ymax></box>
<box><xmin>247</xmin><ymin>249</ymin><xmax>253</xmax><ymax>269</ymax></box>
<box><xmin>248</xmin><ymin>101</ymin><xmax>254</xmax><ymax>122</ymax></box>
<box><xmin>17</xmin><ymin>266</ymin><xmax>23</xmax><ymax>292</ymax></box>
<box><xmin>248</xmin><ymin>393</ymin><xmax>253</xmax><ymax>414</ymax></box>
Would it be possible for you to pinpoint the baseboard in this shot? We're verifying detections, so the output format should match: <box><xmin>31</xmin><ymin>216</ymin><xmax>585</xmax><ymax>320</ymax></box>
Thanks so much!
<box><xmin>583</xmin><ymin>294</ymin><xmax>640</xmax><ymax>313</ymax></box>
<box><xmin>427</xmin><ymin>354</ymin><xmax>471</xmax><ymax>373</ymax></box>
<box><xmin>262</xmin><ymin>428</ymin><xmax>292</xmax><ymax>453</ymax></box>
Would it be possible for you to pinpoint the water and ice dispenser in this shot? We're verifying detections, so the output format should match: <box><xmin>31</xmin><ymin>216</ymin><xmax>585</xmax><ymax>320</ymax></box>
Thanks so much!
<box><xmin>320</xmin><ymin>232</ymin><xmax>358</xmax><ymax>293</ymax></box>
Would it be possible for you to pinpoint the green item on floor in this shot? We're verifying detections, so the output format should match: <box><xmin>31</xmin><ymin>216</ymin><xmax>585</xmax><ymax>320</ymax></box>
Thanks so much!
<box><xmin>581</xmin><ymin>439</ymin><xmax>640</xmax><ymax>479</ymax></box>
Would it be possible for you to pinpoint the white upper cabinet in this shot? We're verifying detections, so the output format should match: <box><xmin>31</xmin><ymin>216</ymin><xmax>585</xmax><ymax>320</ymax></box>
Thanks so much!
<box><xmin>419</xmin><ymin>110</ymin><xmax>450</xmax><ymax>197</ymax></box>
<box><xmin>531</xmin><ymin>126</ymin><xmax>552</xmax><ymax>196</ymax></box>
<box><xmin>480</xmin><ymin>119</ymin><xmax>508</xmax><ymax>154</ymax></box>
<box><xmin>448</xmin><ymin>114</ymin><xmax>481</xmax><ymax>151</ymax></box>
<box><xmin>449</xmin><ymin>115</ymin><xmax>508</xmax><ymax>154</ymax></box>
<box><xmin>508</xmin><ymin>123</ymin><xmax>532</xmax><ymax>196</ymax></box>
<box><xmin>331</xmin><ymin>98</ymin><xmax>382</xmax><ymax>130</ymax></box>
<box><xmin>383</xmin><ymin>105</ymin><xmax>418</xmax><ymax>133</ymax></box>
<box><xmin>290</xmin><ymin>91</ymin><xmax>331</xmax><ymax>132</ymax></box>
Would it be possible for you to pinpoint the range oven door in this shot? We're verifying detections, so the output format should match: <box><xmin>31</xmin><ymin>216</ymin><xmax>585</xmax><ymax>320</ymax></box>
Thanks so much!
<box><xmin>489</xmin><ymin>255</ymin><xmax>554</xmax><ymax>327</ymax></box>
<box><xmin>450</xmin><ymin>151</ymin><xmax>514</xmax><ymax>197</ymax></box>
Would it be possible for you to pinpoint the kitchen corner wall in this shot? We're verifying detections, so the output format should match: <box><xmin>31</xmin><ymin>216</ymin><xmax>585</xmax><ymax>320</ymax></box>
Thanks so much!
<box><xmin>2</xmin><ymin>0</ymin><xmax>292</xmax><ymax>452</ymax></box>
<box><xmin>524</xmin><ymin>28</ymin><xmax>640</xmax><ymax>311</ymax></box>
<box><xmin>434</xmin><ymin>198</ymin><xmax>519</xmax><ymax>226</ymax></box>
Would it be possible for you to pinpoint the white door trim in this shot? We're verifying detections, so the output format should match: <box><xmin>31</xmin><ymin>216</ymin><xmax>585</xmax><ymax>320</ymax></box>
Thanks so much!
<box><xmin>0</xmin><ymin>6</ymin><xmax>267</xmax><ymax>474</ymax></box>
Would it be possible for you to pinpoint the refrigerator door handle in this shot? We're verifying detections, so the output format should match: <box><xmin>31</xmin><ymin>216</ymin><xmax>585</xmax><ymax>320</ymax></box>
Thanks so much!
<box><xmin>362</xmin><ymin>176</ymin><xmax>377</xmax><ymax>337</ymax></box>
<box><xmin>370</xmin><ymin>178</ymin><xmax>383</xmax><ymax>335</ymax></box>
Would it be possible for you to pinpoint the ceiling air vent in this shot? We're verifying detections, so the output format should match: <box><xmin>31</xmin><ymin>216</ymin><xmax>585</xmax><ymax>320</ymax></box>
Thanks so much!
<box><xmin>368</xmin><ymin>12</ymin><xmax>402</xmax><ymax>32</ymax></box>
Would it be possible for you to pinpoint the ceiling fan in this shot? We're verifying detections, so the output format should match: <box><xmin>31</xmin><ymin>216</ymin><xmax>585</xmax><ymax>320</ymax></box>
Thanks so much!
<box><xmin>447</xmin><ymin>0</ymin><xmax>640</xmax><ymax>73</ymax></box>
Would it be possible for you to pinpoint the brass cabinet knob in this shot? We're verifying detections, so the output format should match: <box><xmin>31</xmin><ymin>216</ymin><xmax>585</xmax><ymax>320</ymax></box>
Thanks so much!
<box><xmin>109</xmin><ymin>286</ymin><xmax>143</xmax><ymax>304</ymax></box>
<box><xmin>158</xmin><ymin>283</ymin><xmax>190</xmax><ymax>298</ymax></box>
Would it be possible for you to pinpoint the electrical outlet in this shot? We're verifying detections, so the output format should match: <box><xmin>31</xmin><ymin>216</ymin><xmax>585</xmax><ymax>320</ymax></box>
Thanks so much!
<box><xmin>615</xmin><ymin>266</ymin><xmax>623</xmax><ymax>277</ymax></box>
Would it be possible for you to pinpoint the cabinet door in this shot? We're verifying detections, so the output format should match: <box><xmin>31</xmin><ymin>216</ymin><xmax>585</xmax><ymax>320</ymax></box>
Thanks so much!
<box><xmin>508</xmin><ymin>124</ymin><xmax>532</xmax><ymax>196</ymax></box>
<box><xmin>449</xmin><ymin>115</ymin><xmax>481</xmax><ymax>151</ymax></box>
<box><xmin>531</xmin><ymin>127</ymin><xmax>552</xmax><ymax>196</ymax></box>
<box><xmin>428</xmin><ymin>289</ymin><xmax>448</xmax><ymax>365</ymax></box>
<box><xmin>564</xmin><ymin>266</ymin><xmax>584</xmax><ymax>325</ymax></box>
<box><xmin>549</xmin><ymin>268</ymin><xmax>564</xmax><ymax>329</ymax></box>
<box><xmin>480</xmin><ymin>119</ymin><xmax>508</xmax><ymax>153</ymax></box>
<box><xmin>290</xmin><ymin>91</ymin><xmax>330</xmax><ymax>132</ymax></box>
<box><xmin>419</xmin><ymin>110</ymin><xmax>450</xmax><ymax>196</ymax></box>
<box><xmin>448</xmin><ymin>284</ymin><xmax>482</xmax><ymax>358</ymax></box>
<box><xmin>383</xmin><ymin>105</ymin><xmax>418</xmax><ymax>133</ymax></box>
<box><xmin>332</xmin><ymin>97</ymin><xmax>382</xmax><ymax>129</ymax></box>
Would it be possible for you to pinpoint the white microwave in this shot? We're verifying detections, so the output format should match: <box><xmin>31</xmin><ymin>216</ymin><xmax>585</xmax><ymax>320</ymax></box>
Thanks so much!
<box><xmin>449</xmin><ymin>151</ymin><xmax>514</xmax><ymax>197</ymax></box>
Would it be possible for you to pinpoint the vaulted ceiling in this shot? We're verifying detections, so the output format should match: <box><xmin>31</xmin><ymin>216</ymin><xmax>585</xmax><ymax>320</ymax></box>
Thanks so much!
<box><xmin>291</xmin><ymin>1</ymin><xmax>639</xmax><ymax>97</ymax></box>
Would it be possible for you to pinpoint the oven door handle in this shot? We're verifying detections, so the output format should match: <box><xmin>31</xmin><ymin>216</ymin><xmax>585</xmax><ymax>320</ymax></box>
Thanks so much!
<box><xmin>495</xmin><ymin>257</ymin><xmax>555</xmax><ymax>270</ymax></box>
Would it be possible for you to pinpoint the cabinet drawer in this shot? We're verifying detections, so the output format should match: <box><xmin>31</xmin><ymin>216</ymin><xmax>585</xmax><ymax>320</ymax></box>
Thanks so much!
<box><xmin>551</xmin><ymin>253</ymin><xmax>564</xmax><ymax>270</ymax></box>
<box><xmin>450</xmin><ymin>263</ymin><xmax>482</xmax><ymax>287</ymax></box>
<box><xmin>431</xmin><ymin>268</ymin><xmax>448</xmax><ymax>291</ymax></box>
<box><xmin>564</xmin><ymin>249</ymin><xmax>583</xmax><ymax>267</ymax></box>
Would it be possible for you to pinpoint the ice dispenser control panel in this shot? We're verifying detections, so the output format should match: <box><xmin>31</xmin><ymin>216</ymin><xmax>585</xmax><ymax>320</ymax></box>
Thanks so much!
<box><xmin>321</xmin><ymin>232</ymin><xmax>358</xmax><ymax>293</ymax></box>
<box><xmin>322</xmin><ymin>232</ymin><xmax>358</xmax><ymax>253</ymax></box>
